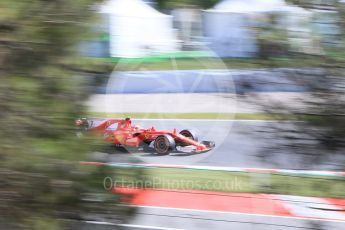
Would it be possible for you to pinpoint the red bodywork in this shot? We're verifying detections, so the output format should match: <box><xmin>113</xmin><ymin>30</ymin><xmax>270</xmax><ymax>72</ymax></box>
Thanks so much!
<box><xmin>78</xmin><ymin>118</ymin><xmax>213</xmax><ymax>153</ymax></box>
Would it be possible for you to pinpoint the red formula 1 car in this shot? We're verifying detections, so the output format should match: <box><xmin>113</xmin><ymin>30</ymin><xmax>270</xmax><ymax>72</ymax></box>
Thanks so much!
<box><xmin>75</xmin><ymin>118</ymin><xmax>215</xmax><ymax>155</ymax></box>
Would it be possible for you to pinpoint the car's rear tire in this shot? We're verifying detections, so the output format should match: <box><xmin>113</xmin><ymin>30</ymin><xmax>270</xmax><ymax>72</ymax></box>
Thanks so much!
<box><xmin>154</xmin><ymin>135</ymin><xmax>175</xmax><ymax>155</ymax></box>
<box><xmin>179</xmin><ymin>129</ymin><xmax>198</xmax><ymax>146</ymax></box>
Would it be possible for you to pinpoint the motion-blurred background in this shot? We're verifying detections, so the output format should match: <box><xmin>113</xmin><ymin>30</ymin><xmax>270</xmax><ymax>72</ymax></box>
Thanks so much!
<box><xmin>1</xmin><ymin>0</ymin><xmax>345</xmax><ymax>229</ymax></box>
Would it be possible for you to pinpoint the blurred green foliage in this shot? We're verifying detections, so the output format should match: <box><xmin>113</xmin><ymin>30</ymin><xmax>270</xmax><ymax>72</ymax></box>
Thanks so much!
<box><xmin>0</xmin><ymin>0</ymin><xmax>140</xmax><ymax>228</ymax></box>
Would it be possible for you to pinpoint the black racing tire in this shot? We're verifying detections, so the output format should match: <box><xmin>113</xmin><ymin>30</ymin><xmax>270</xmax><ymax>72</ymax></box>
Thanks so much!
<box><xmin>179</xmin><ymin>129</ymin><xmax>198</xmax><ymax>146</ymax></box>
<box><xmin>154</xmin><ymin>135</ymin><xmax>176</xmax><ymax>155</ymax></box>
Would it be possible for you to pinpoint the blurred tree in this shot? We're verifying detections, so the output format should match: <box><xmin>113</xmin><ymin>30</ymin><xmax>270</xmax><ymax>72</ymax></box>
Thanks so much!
<box><xmin>256</xmin><ymin>13</ymin><xmax>289</xmax><ymax>59</ymax></box>
<box><xmin>0</xmin><ymin>0</ymin><xmax>139</xmax><ymax>229</ymax></box>
<box><xmin>255</xmin><ymin>2</ymin><xmax>345</xmax><ymax>169</ymax></box>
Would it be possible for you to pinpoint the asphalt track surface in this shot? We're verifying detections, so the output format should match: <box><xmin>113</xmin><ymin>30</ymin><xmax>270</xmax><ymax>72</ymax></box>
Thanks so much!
<box><xmin>102</xmin><ymin>69</ymin><xmax>325</xmax><ymax>94</ymax></box>
<box><xmin>86</xmin><ymin>119</ymin><xmax>345</xmax><ymax>230</ymax></box>
<box><xmin>92</xmin><ymin>119</ymin><xmax>345</xmax><ymax>170</ymax></box>
<box><xmin>125</xmin><ymin>206</ymin><xmax>344</xmax><ymax>230</ymax></box>
<box><xmin>83</xmin><ymin>206</ymin><xmax>345</xmax><ymax>230</ymax></box>
<box><xmin>88</xmin><ymin>92</ymin><xmax>312</xmax><ymax>114</ymax></box>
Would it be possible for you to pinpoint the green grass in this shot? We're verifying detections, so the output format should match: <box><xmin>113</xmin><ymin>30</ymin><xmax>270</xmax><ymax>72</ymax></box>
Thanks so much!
<box><xmin>74</xmin><ymin>54</ymin><xmax>326</xmax><ymax>73</ymax></box>
<box><xmin>109</xmin><ymin>54</ymin><xmax>324</xmax><ymax>70</ymax></box>
<box><xmin>105</xmin><ymin>167</ymin><xmax>345</xmax><ymax>199</ymax></box>
<box><xmin>88</xmin><ymin>112</ymin><xmax>300</xmax><ymax>121</ymax></box>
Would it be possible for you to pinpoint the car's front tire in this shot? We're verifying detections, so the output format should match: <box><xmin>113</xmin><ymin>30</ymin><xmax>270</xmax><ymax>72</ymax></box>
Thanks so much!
<box><xmin>179</xmin><ymin>129</ymin><xmax>198</xmax><ymax>146</ymax></box>
<box><xmin>154</xmin><ymin>134</ymin><xmax>176</xmax><ymax>155</ymax></box>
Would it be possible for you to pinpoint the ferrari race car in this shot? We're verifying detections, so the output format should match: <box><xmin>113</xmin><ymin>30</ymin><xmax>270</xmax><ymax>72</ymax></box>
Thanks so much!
<box><xmin>75</xmin><ymin>118</ymin><xmax>215</xmax><ymax>155</ymax></box>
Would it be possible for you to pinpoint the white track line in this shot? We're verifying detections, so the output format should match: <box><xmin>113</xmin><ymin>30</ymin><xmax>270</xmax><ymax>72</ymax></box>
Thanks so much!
<box><xmin>275</xmin><ymin>195</ymin><xmax>345</xmax><ymax>221</ymax></box>
<box><xmin>131</xmin><ymin>118</ymin><xmax>298</xmax><ymax>122</ymax></box>
<box><xmin>96</xmin><ymin>162</ymin><xmax>345</xmax><ymax>178</ymax></box>
<box><xmin>85</xmin><ymin>221</ymin><xmax>185</xmax><ymax>230</ymax></box>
